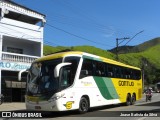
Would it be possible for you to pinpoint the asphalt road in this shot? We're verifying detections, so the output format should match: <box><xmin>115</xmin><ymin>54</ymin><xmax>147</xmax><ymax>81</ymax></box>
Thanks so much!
<box><xmin>4</xmin><ymin>93</ymin><xmax>160</xmax><ymax>120</ymax></box>
<box><xmin>46</xmin><ymin>93</ymin><xmax>160</xmax><ymax>120</ymax></box>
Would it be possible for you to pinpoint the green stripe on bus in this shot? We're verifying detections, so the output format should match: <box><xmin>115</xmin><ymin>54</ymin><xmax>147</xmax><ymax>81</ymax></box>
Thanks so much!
<box><xmin>83</xmin><ymin>55</ymin><xmax>102</xmax><ymax>62</ymax></box>
<box><xmin>93</xmin><ymin>77</ymin><xmax>119</xmax><ymax>100</ymax></box>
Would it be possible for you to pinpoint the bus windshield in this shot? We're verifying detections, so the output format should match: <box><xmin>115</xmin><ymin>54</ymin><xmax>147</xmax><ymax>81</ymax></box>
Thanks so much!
<box><xmin>26</xmin><ymin>56</ymin><xmax>80</xmax><ymax>97</ymax></box>
<box><xmin>27</xmin><ymin>58</ymin><xmax>62</xmax><ymax>95</ymax></box>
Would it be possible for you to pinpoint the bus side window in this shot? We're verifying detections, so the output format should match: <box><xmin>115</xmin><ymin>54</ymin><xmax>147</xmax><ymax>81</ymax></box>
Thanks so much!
<box><xmin>130</xmin><ymin>70</ymin><xmax>134</xmax><ymax>79</ymax></box>
<box><xmin>64</xmin><ymin>56</ymin><xmax>80</xmax><ymax>85</ymax></box>
<box><xmin>114</xmin><ymin>66</ymin><xmax>121</xmax><ymax>78</ymax></box>
<box><xmin>134</xmin><ymin>70</ymin><xmax>141</xmax><ymax>80</ymax></box>
<box><xmin>123</xmin><ymin>68</ymin><xmax>129</xmax><ymax>79</ymax></box>
<box><xmin>94</xmin><ymin>61</ymin><xmax>105</xmax><ymax>77</ymax></box>
<box><xmin>80</xmin><ymin>70</ymin><xmax>89</xmax><ymax>78</ymax></box>
<box><xmin>60</xmin><ymin>67</ymin><xmax>71</xmax><ymax>86</ymax></box>
<box><xmin>120</xmin><ymin>68</ymin><xmax>125</xmax><ymax>78</ymax></box>
<box><xmin>80</xmin><ymin>59</ymin><xmax>93</xmax><ymax>79</ymax></box>
<box><xmin>106</xmin><ymin>64</ymin><xmax>114</xmax><ymax>77</ymax></box>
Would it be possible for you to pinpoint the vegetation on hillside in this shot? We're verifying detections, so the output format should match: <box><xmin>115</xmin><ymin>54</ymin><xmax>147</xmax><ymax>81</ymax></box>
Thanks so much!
<box><xmin>133</xmin><ymin>37</ymin><xmax>160</xmax><ymax>52</ymax></box>
<box><xmin>109</xmin><ymin>37</ymin><xmax>160</xmax><ymax>54</ymax></box>
<box><xmin>43</xmin><ymin>37</ymin><xmax>160</xmax><ymax>85</ymax></box>
<box><xmin>119</xmin><ymin>44</ymin><xmax>160</xmax><ymax>84</ymax></box>
<box><xmin>44</xmin><ymin>45</ymin><xmax>116</xmax><ymax>59</ymax></box>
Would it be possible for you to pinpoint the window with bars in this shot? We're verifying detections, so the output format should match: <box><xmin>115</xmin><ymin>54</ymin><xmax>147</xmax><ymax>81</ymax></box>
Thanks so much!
<box><xmin>7</xmin><ymin>47</ymin><xmax>23</xmax><ymax>54</ymax></box>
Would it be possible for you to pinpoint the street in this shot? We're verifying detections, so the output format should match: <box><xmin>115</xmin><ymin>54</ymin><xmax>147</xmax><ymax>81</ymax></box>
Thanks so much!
<box><xmin>1</xmin><ymin>93</ymin><xmax>159</xmax><ymax>120</ymax></box>
<box><xmin>45</xmin><ymin>93</ymin><xmax>160</xmax><ymax>120</ymax></box>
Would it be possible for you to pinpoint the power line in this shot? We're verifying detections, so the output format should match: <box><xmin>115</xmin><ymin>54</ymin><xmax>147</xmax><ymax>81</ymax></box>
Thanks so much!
<box><xmin>46</xmin><ymin>23</ymin><xmax>114</xmax><ymax>48</ymax></box>
<box><xmin>22</xmin><ymin>2</ymin><xmax>114</xmax><ymax>47</ymax></box>
<box><xmin>124</xmin><ymin>30</ymin><xmax>144</xmax><ymax>46</ymax></box>
<box><xmin>116</xmin><ymin>37</ymin><xmax>130</xmax><ymax>61</ymax></box>
<box><xmin>44</xmin><ymin>41</ymin><xmax>65</xmax><ymax>51</ymax></box>
<box><xmin>0</xmin><ymin>29</ymin><xmax>65</xmax><ymax>52</ymax></box>
<box><xmin>46</xmin><ymin>23</ymin><xmax>114</xmax><ymax>47</ymax></box>
<box><xmin>58</xmin><ymin>0</ymin><xmax>115</xmax><ymax>32</ymax></box>
<box><xmin>115</xmin><ymin>30</ymin><xmax>144</xmax><ymax>61</ymax></box>
<box><xmin>56</xmin><ymin>0</ymin><xmax>116</xmax><ymax>42</ymax></box>
<box><xmin>0</xmin><ymin>23</ymin><xmax>41</xmax><ymax>40</ymax></box>
<box><xmin>0</xmin><ymin>31</ymin><xmax>43</xmax><ymax>40</ymax></box>
<box><xmin>0</xmin><ymin>27</ymin><xmax>59</xmax><ymax>46</ymax></box>
<box><xmin>0</xmin><ymin>24</ymin><xmax>64</xmax><ymax>51</ymax></box>
<box><xmin>2</xmin><ymin>2</ymin><xmax>115</xmax><ymax>48</ymax></box>
<box><xmin>0</xmin><ymin>22</ymin><xmax>68</xmax><ymax>50</ymax></box>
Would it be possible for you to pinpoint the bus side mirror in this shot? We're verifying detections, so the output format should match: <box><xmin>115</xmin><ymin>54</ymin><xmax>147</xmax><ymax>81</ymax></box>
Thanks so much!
<box><xmin>18</xmin><ymin>69</ymin><xmax>28</xmax><ymax>81</ymax></box>
<box><xmin>54</xmin><ymin>63</ymin><xmax>72</xmax><ymax>78</ymax></box>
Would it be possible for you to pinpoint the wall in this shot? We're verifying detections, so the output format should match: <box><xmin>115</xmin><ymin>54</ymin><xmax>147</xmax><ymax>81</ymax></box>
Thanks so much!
<box><xmin>3</xmin><ymin>36</ymin><xmax>41</xmax><ymax>56</ymax></box>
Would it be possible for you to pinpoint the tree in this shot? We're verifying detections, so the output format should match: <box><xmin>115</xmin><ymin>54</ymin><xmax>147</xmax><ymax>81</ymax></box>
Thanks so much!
<box><xmin>154</xmin><ymin>69</ymin><xmax>160</xmax><ymax>83</ymax></box>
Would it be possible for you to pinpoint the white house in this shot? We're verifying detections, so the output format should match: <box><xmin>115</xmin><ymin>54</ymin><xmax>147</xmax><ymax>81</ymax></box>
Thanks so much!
<box><xmin>0</xmin><ymin>0</ymin><xmax>46</xmax><ymax>102</ymax></box>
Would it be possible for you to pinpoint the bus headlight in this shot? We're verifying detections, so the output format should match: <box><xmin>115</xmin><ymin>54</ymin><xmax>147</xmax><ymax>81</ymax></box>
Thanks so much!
<box><xmin>51</xmin><ymin>96</ymin><xmax>60</xmax><ymax>101</ymax></box>
<box><xmin>48</xmin><ymin>93</ymin><xmax>65</xmax><ymax>102</ymax></box>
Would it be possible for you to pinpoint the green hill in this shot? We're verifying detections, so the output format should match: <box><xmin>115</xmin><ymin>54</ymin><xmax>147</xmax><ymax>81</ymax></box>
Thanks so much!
<box><xmin>142</xmin><ymin>44</ymin><xmax>160</xmax><ymax>68</ymax></box>
<box><xmin>109</xmin><ymin>46</ymin><xmax>134</xmax><ymax>54</ymax></box>
<box><xmin>118</xmin><ymin>44</ymin><xmax>160</xmax><ymax>84</ymax></box>
<box><xmin>43</xmin><ymin>37</ymin><xmax>160</xmax><ymax>84</ymax></box>
<box><xmin>119</xmin><ymin>43</ymin><xmax>160</xmax><ymax>68</ymax></box>
<box><xmin>109</xmin><ymin>37</ymin><xmax>160</xmax><ymax>54</ymax></box>
<box><xmin>44</xmin><ymin>45</ymin><xmax>115</xmax><ymax>60</ymax></box>
<box><xmin>44</xmin><ymin>45</ymin><xmax>70</xmax><ymax>55</ymax></box>
<box><xmin>131</xmin><ymin>37</ymin><xmax>160</xmax><ymax>53</ymax></box>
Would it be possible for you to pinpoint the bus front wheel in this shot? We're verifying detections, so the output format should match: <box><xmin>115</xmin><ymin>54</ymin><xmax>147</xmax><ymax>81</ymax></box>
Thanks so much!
<box><xmin>78</xmin><ymin>97</ymin><xmax>89</xmax><ymax>113</ymax></box>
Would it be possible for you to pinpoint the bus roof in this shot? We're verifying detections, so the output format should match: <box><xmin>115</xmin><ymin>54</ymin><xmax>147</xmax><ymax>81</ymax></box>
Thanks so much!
<box><xmin>35</xmin><ymin>51</ymin><xmax>140</xmax><ymax>70</ymax></box>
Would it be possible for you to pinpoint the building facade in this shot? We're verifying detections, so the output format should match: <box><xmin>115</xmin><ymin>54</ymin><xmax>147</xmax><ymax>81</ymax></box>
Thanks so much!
<box><xmin>0</xmin><ymin>0</ymin><xmax>46</xmax><ymax>102</ymax></box>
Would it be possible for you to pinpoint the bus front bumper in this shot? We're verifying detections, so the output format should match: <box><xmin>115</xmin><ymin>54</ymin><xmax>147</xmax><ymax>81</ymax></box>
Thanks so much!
<box><xmin>26</xmin><ymin>101</ymin><xmax>63</xmax><ymax>111</ymax></box>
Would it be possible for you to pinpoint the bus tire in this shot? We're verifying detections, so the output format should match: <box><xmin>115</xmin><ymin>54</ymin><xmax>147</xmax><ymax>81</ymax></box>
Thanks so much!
<box><xmin>131</xmin><ymin>94</ymin><xmax>136</xmax><ymax>105</ymax></box>
<box><xmin>78</xmin><ymin>97</ymin><xmax>89</xmax><ymax>114</ymax></box>
<box><xmin>126</xmin><ymin>94</ymin><xmax>131</xmax><ymax>106</ymax></box>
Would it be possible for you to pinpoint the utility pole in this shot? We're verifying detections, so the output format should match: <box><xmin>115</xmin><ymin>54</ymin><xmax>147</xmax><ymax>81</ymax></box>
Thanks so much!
<box><xmin>116</xmin><ymin>30</ymin><xmax>144</xmax><ymax>61</ymax></box>
<box><xmin>141</xmin><ymin>58</ymin><xmax>148</xmax><ymax>91</ymax></box>
<box><xmin>116</xmin><ymin>37</ymin><xmax>130</xmax><ymax>61</ymax></box>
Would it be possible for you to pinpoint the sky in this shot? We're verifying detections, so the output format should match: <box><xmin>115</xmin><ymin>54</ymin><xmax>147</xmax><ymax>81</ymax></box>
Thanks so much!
<box><xmin>14</xmin><ymin>0</ymin><xmax>160</xmax><ymax>50</ymax></box>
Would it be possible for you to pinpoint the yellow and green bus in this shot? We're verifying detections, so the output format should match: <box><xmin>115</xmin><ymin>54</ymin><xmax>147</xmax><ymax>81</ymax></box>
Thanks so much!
<box><xmin>19</xmin><ymin>51</ymin><xmax>142</xmax><ymax>113</ymax></box>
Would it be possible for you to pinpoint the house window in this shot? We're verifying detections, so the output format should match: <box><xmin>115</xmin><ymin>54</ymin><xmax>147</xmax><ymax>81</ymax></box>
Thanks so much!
<box><xmin>7</xmin><ymin>47</ymin><xmax>23</xmax><ymax>54</ymax></box>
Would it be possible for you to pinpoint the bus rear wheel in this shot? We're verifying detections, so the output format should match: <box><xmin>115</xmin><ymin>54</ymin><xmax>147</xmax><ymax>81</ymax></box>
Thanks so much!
<box><xmin>78</xmin><ymin>97</ymin><xmax>89</xmax><ymax>113</ymax></box>
<box><xmin>131</xmin><ymin>94</ymin><xmax>136</xmax><ymax>105</ymax></box>
<box><xmin>126</xmin><ymin>94</ymin><xmax>131</xmax><ymax>106</ymax></box>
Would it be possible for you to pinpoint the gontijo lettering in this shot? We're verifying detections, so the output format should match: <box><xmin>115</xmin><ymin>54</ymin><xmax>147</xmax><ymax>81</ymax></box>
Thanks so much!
<box><xmin>118</xmin><ymin>80</ymin><xmax>134</xmax><ymax>86</ymax></box>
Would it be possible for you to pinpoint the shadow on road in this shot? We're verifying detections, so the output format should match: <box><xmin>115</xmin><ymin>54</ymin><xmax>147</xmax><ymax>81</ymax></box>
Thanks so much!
<box><xmin>10</xmin><ymin>104</ymin><xmax>124</xmax><ymax>118</ymax></box>
<box><xmin>7</xmin><ymin>101</ymin><xmax>160</xmax><ymax>118</ymax></box>
<box><xmin>136</xmin><ymin>101</ymin><xmax>160</xmax><ymax>106</ymax></box>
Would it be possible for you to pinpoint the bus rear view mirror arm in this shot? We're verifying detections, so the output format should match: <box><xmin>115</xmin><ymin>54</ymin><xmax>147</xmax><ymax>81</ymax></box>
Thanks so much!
<box><xmin>18</xmin><ymin>69</ymin><xmax>29</xmax><ymax>81</ymax></box>
<box><xmin>54</xmin><ymin>62</ymin><xmax>72</xmax><ymax>78</ymax></box>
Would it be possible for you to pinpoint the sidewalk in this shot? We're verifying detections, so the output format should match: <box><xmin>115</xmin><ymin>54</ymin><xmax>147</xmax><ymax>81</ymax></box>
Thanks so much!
<box><xmin>0</xmin><ymin>102</ymin><xmax>26</xmax><ymax>111</ymax></box>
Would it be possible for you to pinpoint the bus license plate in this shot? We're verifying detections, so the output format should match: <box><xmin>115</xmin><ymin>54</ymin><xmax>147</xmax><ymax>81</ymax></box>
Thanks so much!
<box><xmin>27</xmin><ymin>96</ymin><xmax>39</xmax><ymax>102</ymax></box>
<box><xmin>35</xmin><ymin>106</ymin><xmax>41</xmax><ymax>110</ymax></box>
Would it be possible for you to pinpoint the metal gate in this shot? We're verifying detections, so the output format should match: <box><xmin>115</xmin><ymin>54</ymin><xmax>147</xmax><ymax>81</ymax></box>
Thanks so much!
<box><xmin>1</xmin><ymin>71</ymin><xmax>27</xmax><ymax>102</ymax></box>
